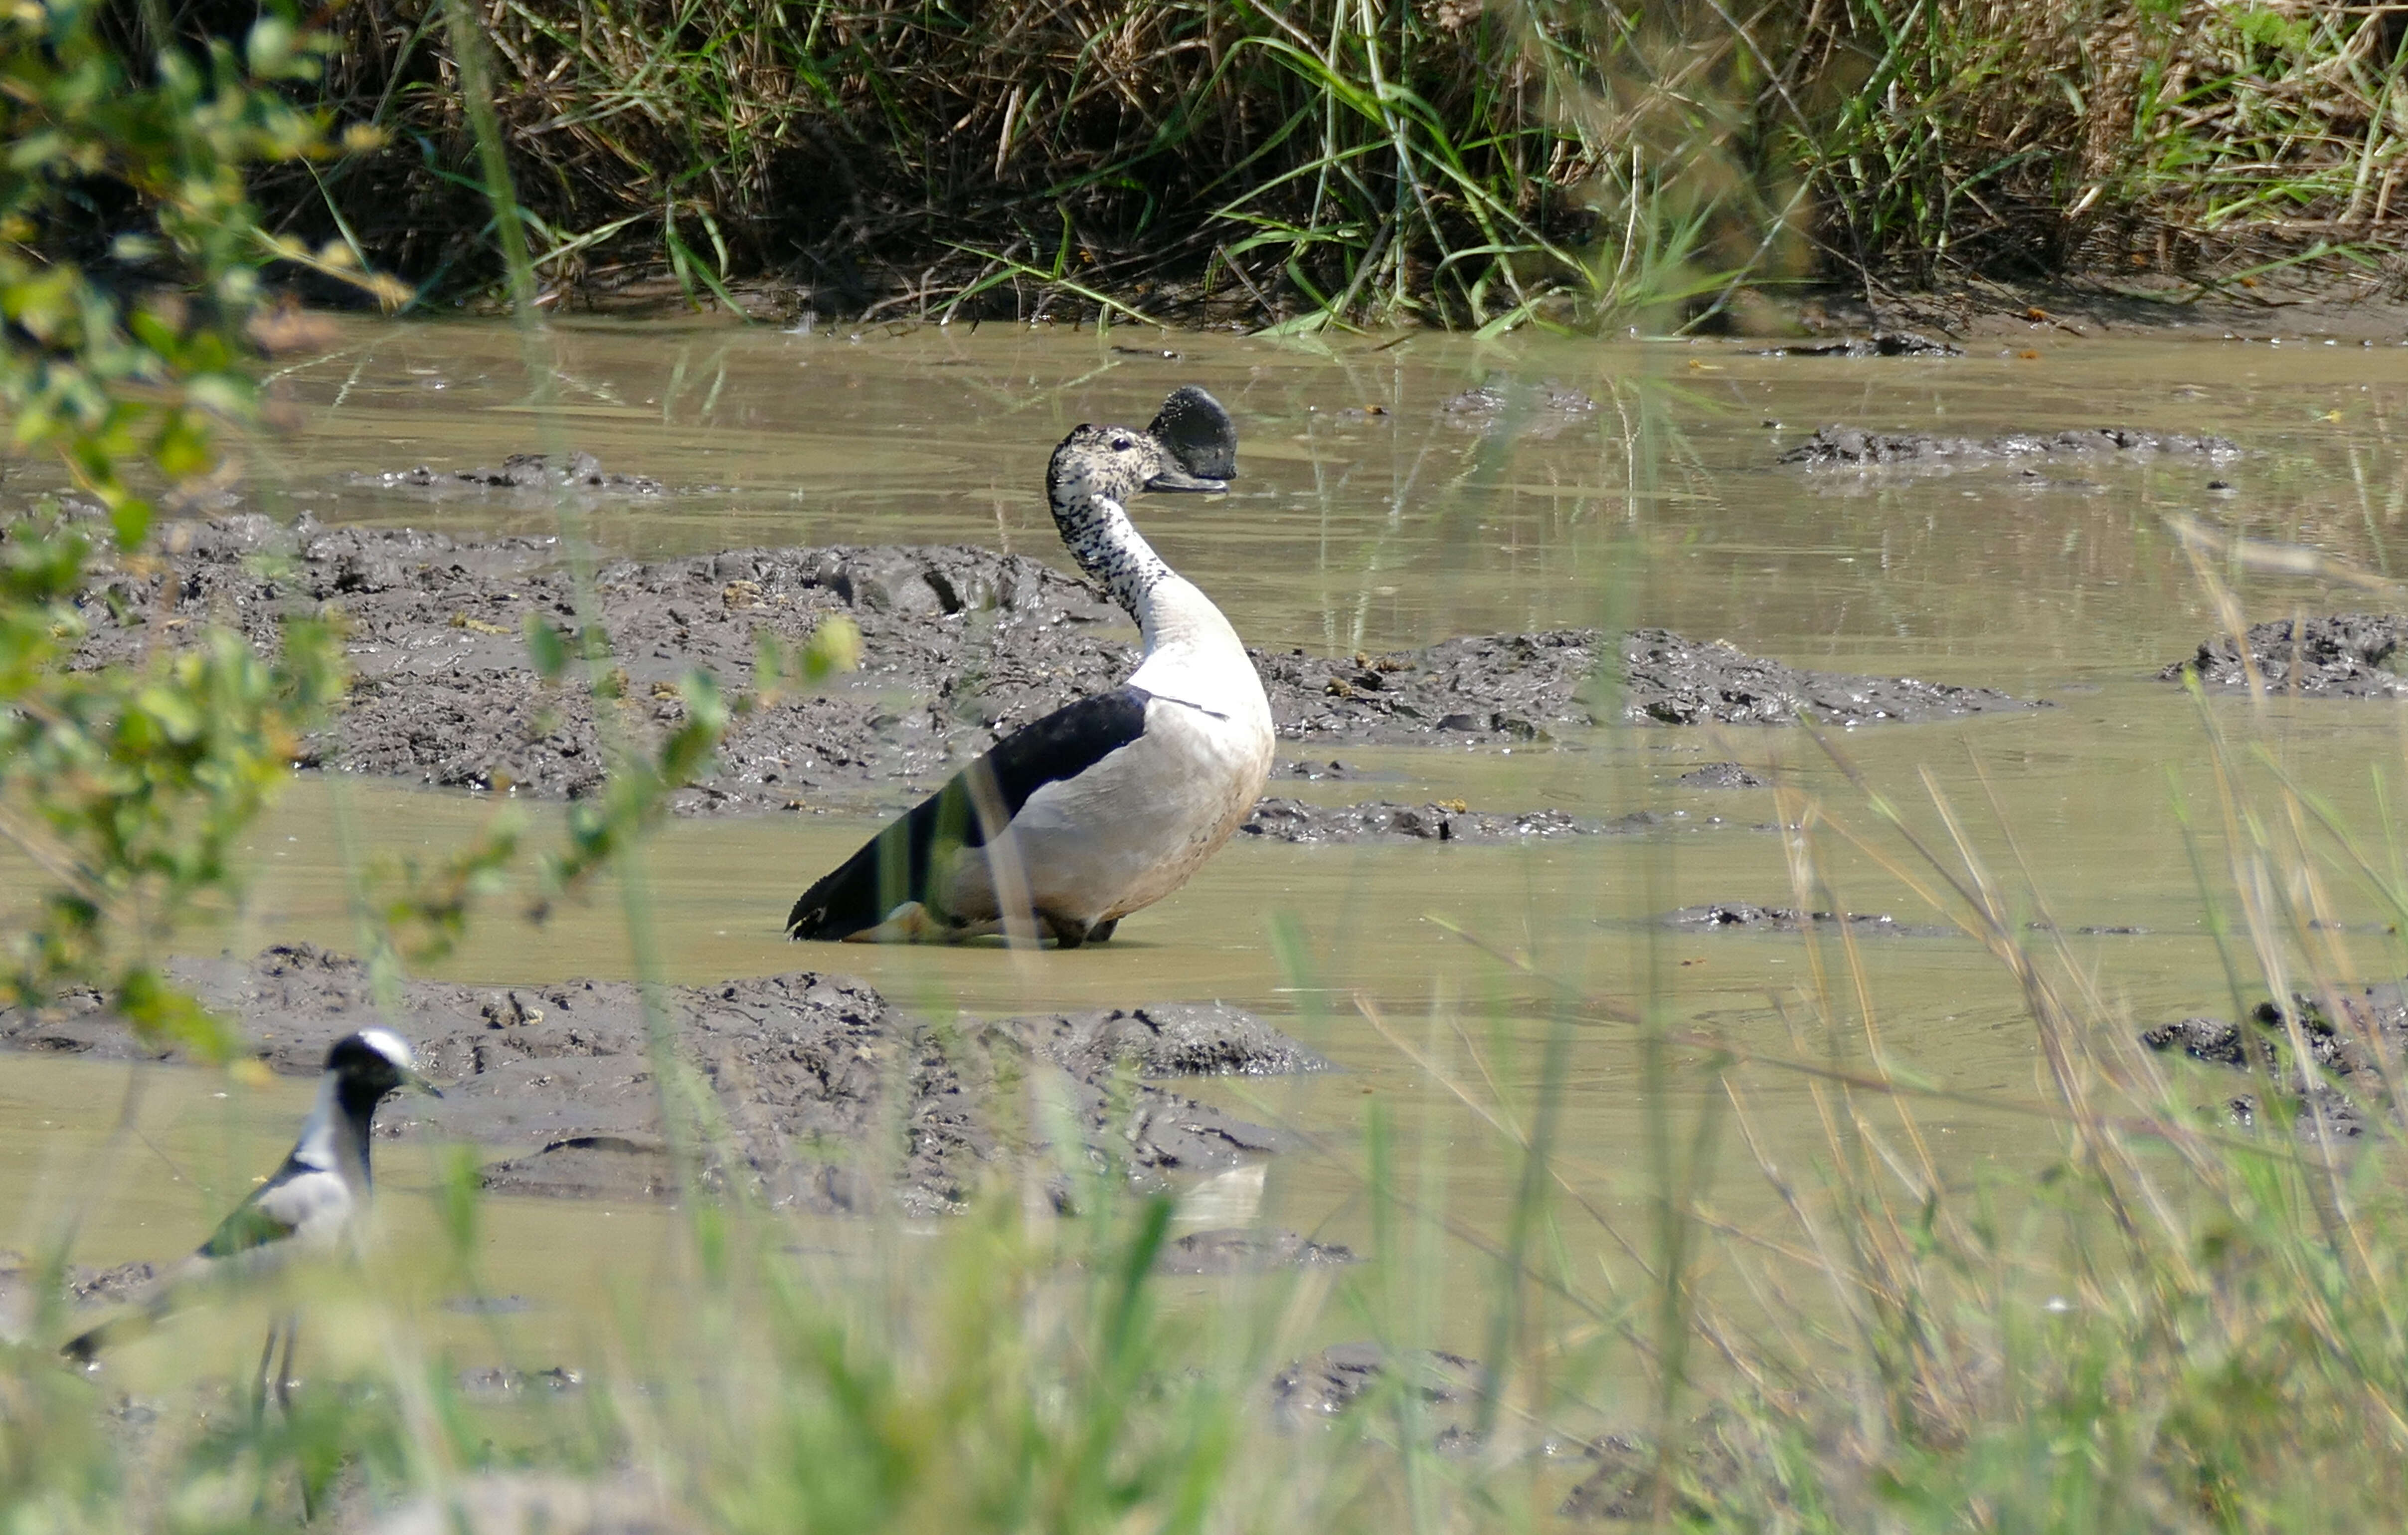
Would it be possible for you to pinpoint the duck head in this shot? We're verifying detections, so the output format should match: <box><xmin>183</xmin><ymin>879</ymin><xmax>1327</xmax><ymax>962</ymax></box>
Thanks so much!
<box><xmin>1047</xmin><ymin>386</ymin><xmax>1238</xmax><ymax>506</ymax></box>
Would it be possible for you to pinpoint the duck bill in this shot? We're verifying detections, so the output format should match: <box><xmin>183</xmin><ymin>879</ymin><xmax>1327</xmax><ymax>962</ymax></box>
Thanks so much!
<box><xmin>406</xmin><ymin>1068</ymin><xmax>445</xmax><ymax>1100</ymax></box>
<box><xmin>1143</xmin><ymin>464</ymin><xmax>1227</xmax><ymax>493</ymax></box>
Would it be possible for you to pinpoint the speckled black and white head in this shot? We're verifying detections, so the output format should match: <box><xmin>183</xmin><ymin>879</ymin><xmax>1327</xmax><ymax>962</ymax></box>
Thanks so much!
<box><xmin>1045</xmin><ymin>387</ymin><xmax>1238</xmax><ymax>610</ymax></box>
<box><xmin>1046</xmin><ymin>391</ymin><xmax>1235</xmax><ymax>503</ymax></box>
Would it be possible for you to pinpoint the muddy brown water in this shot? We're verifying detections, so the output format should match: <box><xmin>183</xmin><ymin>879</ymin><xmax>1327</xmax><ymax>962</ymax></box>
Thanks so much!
<box><xmin>9</xmin><ymin>317</ymin><xmax>2408</xmax><ymax>1403</ymax></box>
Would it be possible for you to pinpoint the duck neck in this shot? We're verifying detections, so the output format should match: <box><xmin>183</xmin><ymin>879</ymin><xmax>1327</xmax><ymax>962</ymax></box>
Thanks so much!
<box><xmin>1054</xmin><ymin>493</ymin><xmax>1188</xmax><ymax>655</ymax></box>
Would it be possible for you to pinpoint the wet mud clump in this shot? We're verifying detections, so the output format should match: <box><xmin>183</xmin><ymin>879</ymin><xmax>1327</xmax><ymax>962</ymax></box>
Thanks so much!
<box><xmin>1781</xmin><ymin>423</ymin><xmax>2240</xmax><ymax>468</ymax></box>
<box><xmin>1009</xmin><ymin>1000</ymin><xmax>1330</xmax><ymax>1077</ymax></box>
<box><xmin>1560</xmin><ymin>1413</ymin><xmax>1750</xmax><ymax>1522</ymax></box>
<box><xmin>1240</xmin><ymin>797</ymin><xmax>1611</xmax><ymax>842</ymax></box>
<box><xmin>2159</xmin><ymin>614</ymin><xmax>2408</xmax><ymax>697</ymax></box>
<box><xmin>1257</xmin><ymin>632</ymin><xmax>1597</xmax><ymax>742</ymax></box>
<box><xmin>354</xmin><ymin>450</ymin><xmax>666</xmax><ymax>497</ymax></box>
<box><xmin>71</xmin><ymin>514</ymin><xmax>1133</xmax><ymax>811</ymax></box>
<box><xmin>1269</xmin><ymin>1342</ymin><xmax>1486</xmax><ymax>1445</ymax></box>
<box><xmin>0</xmin><ymin>1251</ymin><xmax>228</xmax><ymax>1344</ymax></box>
<box><xmin>1621</xmin><ymin>629</ymin><xmax>2034</xmax><ymax>727</ymax></box>
<box><xmin>1259</xmin><ymin>1340</ymin><xmax>1762</xmax><ymax>1504</ymax></box>
<box><xmin>0</xmin><ymin>945</ymin><xmax>1319</xmax><ymax>1214</ymax></box>
<box><xmin>1662</xmin><ymin>903</ymin><xmax>1951</xmax><ymax>938</ymax></box>
<box><xmin>1756</xmin><ymin>332</ymin><xmax>1962</xmax><ymax>358</ymax></box>
<box><xmin>1269</xmin><ymin>628</ymin><xmax>2034</xmax><ymax>740</ymax></box>
<box><xmin>2142</xmin><ymin>982</ymin><xmax>2408</xmax><ymax>1138</ymax></box>
<box><xmin>0</xmin><ymin>1255</ymin><xmax>164</xmax><ymax>1343</ymax></box>
<box><xmin>1675</xmin><ymin>762</ymin><xmax>1768</xmax><ymax>789</ymax></box>
<box><xmin>1157</xmin><ymin>1229</ymin><xmax>1356</xmax><ymax>1275</ymax></box>
<box><xmin>65</xmin><ymin>518</ymin><xmax>2038</xmax><ymax>816</ymax></box>
<box><xmin>1237</xmin><ymin>798</ymin><xmax>1726</xmax><ymax>842</ymax></box>
<box><xmin>1439</xmin><ymin>380</ymin><xmax>1598</xmax><ymax>436</ymax></box>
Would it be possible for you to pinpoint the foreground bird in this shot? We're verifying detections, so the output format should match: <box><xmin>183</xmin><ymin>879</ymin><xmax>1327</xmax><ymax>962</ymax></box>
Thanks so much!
<box><xmin>64</xmin><ymin>1028</ymin><xmax>440</xmax><ymax>1396</ymax></box>
<box><xmin>787</xmin><ymin>386</ymin><xmax>1272</xmax><ymax>947</ymax></box>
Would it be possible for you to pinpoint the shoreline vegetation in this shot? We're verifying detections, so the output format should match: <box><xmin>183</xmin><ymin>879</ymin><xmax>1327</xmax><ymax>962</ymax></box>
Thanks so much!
<box><xmin>247</xmin><ymin>0</ymin><xmax>2408</xmax><ymax>331</ymax></box>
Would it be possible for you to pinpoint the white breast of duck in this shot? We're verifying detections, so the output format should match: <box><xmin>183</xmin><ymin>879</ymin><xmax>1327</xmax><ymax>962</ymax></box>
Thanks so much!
<box><xmin>971</xmin><ymin>469</ymin><xmax>1274</xmax><ymax>932</ymax></box>
<box><xmin>784</xmin><ymin>389</ymin><xmax>1271</xmax><ymax>947</ymax></box>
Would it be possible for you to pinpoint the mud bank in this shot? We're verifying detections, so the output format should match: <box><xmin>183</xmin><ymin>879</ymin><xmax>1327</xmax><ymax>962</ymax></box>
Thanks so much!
<box><xmin>1269</xmin><ymin>627</ymin><xmax>2032</xmax><ymax>739</ymax></box>
<box><xmin>1159</xmin><ymin>1228</ymin><xmax>1356</xmax><ymax>1275</ymax></box>
<box><xmin>1270</xmin><ymin>1341</ymin><xmax>1485</xmax><ymax>1442</ymax></box>
<box><xmin>1237</xmin><ymin>797</ymin><xmax>1673</xmax><ymax>843</ymax></box>
<box><xmin>77</xmin><ymin>513</ymin><xmax>1134</xmax><ymax>812</ymax></box>
<box><xmin>65</xmin><ymin>516</ymin><xmax>2038</xmax><ymax>815</ymax></box>
<box><xmin>1619</xmin><ymin>629</ymin><xmax>2032</xmax><ymax>728</ymax></box>
<box><xmin>1439</xmin><ymin>380</ymin><xmax>1598</xmax><ymax>436</ymax></box>
<box><xmin>1661</xmin><ymin>903</ymin><xmax>1951</xmax><ymax>938</ymax></box>
<box><xmin>1264</xmin><ymin>1337</ymin><xmax>1756</xmax><ymax>1517</ymax></box>
<box><xmin>1756</xmin><ymin>332</ymin><xmax>1961</xmax><ymax>358</ymax></box>
<box><xmin>1560</xmin><ymin>1416</ymin><xmax>1748</xmax><ymax>1522</ymax></box>
<box><xmin>1780</xmin><ymin>423</ymin><xmax>2240</xmax><ymax>469</ymax></box>
<box><xmin>0</xmin><ymin>946</ymin><xmax>1325</xmax><ymax>1214</ymax></box>
<box><xmin>0</xmin><ymin>1253</ymin><xmax>161</xmax><ymax>1344</ymax></box>
<box><xmin>356</xmin><ymin>451</ymin><xmax>667</xmax><ymax>498</ymax></box>
<box><xmin>2161</xmin><ymin>614</ymin><xmax>2408</xmax><ymax>697</ymax></box>
<box><xmin>1674</xmin><ymin>762</ymin><xmax>1768</xmax><ymax>788</ymax></box>
<box><xmin>2142</xmin><ymin>982</ymin><xmax>2408</xmax><ymax>1137</ymax></box>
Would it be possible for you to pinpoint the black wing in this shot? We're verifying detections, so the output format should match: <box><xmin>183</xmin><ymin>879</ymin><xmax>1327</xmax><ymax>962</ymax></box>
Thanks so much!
<box><xmin>63</xmin><ymin>1154</ymin><xmax>316</xmax><ymax>1364</ymax></box>
<box><xmin>197</xmin><ymin>1166</ymin><xmax>307</xmax><ymax>1258</ymax></box>
<box><xmin>786</xmin><ymin>686</ymin><xmax>1153</xmax><ymax>939</ymax></box>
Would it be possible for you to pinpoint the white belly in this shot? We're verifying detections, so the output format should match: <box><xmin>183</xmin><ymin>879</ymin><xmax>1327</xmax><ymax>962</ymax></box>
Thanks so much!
<box><xmin>942</xmin><ymin>695</ymin><xmax>1272</xmax><ymax>928</ymax></box>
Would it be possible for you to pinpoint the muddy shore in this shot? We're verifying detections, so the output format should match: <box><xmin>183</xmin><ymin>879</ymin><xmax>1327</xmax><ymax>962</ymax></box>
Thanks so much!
<box><xmin>64</xmin><ymin>514</ymin><xmax>2039</xmax><ymax>817</ymax></box>
<box><xmin>2142</xmin><ymin>982</ymin><xmax>2408</xmax><ymax>1138</ymax></box>
<box><xmin>1780</xmin><ymin>423</ymin><xmax>2239</xmax><ymax>470</ymax></box>
<box><xmin>2161</xmin><ymin>614</ymin><xmax>2408</xmax><ymax>698</ymax></box>
<box><xmin>1659</xmin><ymin>902</ymin><xmax>1950</xmax><ymax>938</ymax></box>
<box><xmin>1238</xmin><ymin>798</ymin><xmax>1722</xmax><ymax>844</ymax></box>
<box><xmin>0</xmin><ymin>945</ymin><xmax>1325</xmax><ymax>1214</ymax></box>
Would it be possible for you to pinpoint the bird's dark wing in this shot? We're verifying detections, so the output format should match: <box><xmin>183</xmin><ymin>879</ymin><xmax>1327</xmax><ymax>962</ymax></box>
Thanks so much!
<box><xmin>787</xmin><ymin>686</ymin><xmax>1152</xmax><ymax>939</ymax></box>
<box><xmin>197</xmin><ymin>1160</ymin><xmax>314</xmax><ymax>1257</ymax></box>
<box><xmin>62</xmin><ymin>1156</ymin><xmax>328</xmax><ymax>1364</ymax></box>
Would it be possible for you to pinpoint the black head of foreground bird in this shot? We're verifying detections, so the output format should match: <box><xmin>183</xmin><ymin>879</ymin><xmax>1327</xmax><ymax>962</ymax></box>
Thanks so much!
<box><xmin>785</xmin><ymin>385</ymin><xmax>1274</xmax><ymax>948</ymax></box>
<box><xmin>62</xmin><ymin>1027</ymin><xmax>441</xmax><ymax>1370</ymax></box>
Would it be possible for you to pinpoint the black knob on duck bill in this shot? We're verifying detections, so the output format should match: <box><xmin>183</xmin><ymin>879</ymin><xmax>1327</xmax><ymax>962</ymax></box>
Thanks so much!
<box><xmin>1144</xmin><ymin>386</ymin><xmax>1238</xmax><ymax>489</ymax></box>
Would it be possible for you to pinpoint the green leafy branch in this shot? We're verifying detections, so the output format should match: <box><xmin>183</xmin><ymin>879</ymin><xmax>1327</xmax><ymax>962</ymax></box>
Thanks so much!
<box><xmin>0</xmin><ymin>0</ymin><xmax>386</xmax><ymax>1055</ymax></box>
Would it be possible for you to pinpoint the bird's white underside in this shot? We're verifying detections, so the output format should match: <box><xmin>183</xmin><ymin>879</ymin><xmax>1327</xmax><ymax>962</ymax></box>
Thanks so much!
<box><xmin>857</xmin><ymin>570</ymin><xmax>1274</xmax><ymax>941</ymax></box>
<box><xmin>934</xmin><ymin>695</ymin><xmax>1272</xmax><ymax>929</ymax></box>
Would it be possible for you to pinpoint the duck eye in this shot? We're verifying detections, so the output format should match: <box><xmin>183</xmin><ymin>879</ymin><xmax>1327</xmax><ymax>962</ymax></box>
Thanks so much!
<box><xmin>1109</xmin><ymin>434</ymin><xmax>1132</xmax><ymax>451</ymax></box>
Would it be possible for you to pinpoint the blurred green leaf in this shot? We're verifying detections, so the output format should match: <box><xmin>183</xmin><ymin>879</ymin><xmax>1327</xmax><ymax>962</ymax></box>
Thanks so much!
<box><xmin>754</xmin><ymin>614</ymin><xmax>860</xmax><ymax>708</ymax></box>
<box><xmin>0</xmin><ymin>0</ymin><xmax>367</xmax><ymax>1047</ymax></box>
<box><xmin>245</xmin><ymin>15</ymin><xmax>296</xmax><ymax>74</ymax></box>
<box><xmin>524</xmin><ymin>612</ymin><xmax>568</xmax><ymax>680</ymax></box>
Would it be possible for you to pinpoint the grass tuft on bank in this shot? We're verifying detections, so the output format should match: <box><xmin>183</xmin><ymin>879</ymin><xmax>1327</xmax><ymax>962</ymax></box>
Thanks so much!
<box><xmin>222</xmin><ymin>0</ymin><xmax>2408</xmax><ymax>326</ymax></box>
